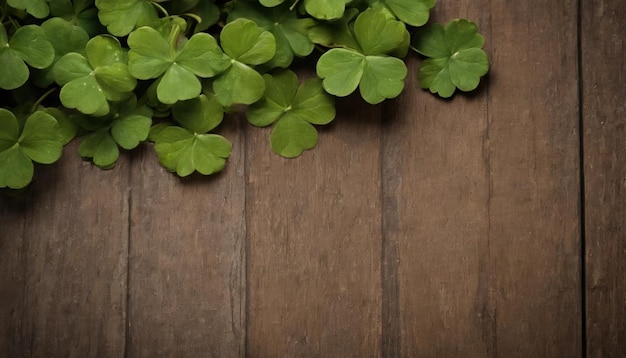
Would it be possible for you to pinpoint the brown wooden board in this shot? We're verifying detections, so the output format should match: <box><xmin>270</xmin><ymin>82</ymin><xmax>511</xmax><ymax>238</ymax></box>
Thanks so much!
<box><xmin>1</xmin><ymin>142</ymin><xmax>129</xmax><ymax>357</ymax></box>
<box><xmin>582</xmin><ymin>0</ymin><xmax>626</xmax><ymax>356</ymax></box>
<box><xmin>383</xmin><ymin>0</ymin><xmax>582</xmax><ymax>356</ymax></box>
<box><xmin>245</xmin><ymin>94</ymin><xmax>382</xmax><ymax>356</ymax></box>
<box><xmin>127</xmin><ymin>117</ymin><xmax>246</xmax><ymax>357</ymax></box>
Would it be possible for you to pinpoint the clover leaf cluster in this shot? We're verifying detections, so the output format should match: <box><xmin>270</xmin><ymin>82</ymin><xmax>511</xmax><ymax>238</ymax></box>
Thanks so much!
<box><xmin>0</xmin><ymin>0</ymin><xmax>489</xmax><ymax>190</ymax></box>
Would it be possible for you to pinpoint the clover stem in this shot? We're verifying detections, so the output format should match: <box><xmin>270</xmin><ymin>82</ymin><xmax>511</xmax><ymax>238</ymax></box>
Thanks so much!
<box><xmin>289</xmin><ymin>0</ymin><xmax>301</xmax><ymax>12</ymax></box>
<box><xmin>169</xmin><ymin>24</ymin><xmax>181</xmax><ymax>55</ymax></box>
<box><xmin>30</xmin><ymin>88</ymin><xmax>57</xmax><ymax>114</ymax></box>
<box><xmin>151</xmin><ymin>2</ymin><xmax>170</xmax><ymax>17</ymax></box>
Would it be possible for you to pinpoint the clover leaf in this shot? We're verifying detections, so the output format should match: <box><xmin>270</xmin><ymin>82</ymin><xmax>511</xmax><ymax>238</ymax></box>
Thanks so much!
<box><xmin>367</xmin><ymin>0</ymin><xmax>436</xmax><ymax>27</ymax></box>
<box><xmin>0</xmin><ymin>109</ymin><xmax>64</xmax><ymax>189</ymax></box>
<box><xmin>412</xmin><ymin>19</ymin><xmax>489</xmax><ymax>98</ymax></box>
<box><xmin>7</xmin><ymin>0</ymin><xmax>49</xmax><ymax>18</ymax></box>
<box><xmin>151</xmin><ymin>93</ymin><xmax>231</xmax><ymax>176</ymax></box>
<box><xmin>128</xmin><ymin>26</ymin><xmax>230</xmax><ymax>104</ymax></box>
<box><xmin>54</xmin><ymin>35</ymin><xmax>136</xmax><ymax>116</ymax></box>
<box><xmin>0</xmin><ymin>24</ymin><xmax>55</xmax><ymax>90</ymax></box>
<box><xmin>74</xmin><ymin>96</ymin><xmax>153</xmax><ymax>168</ymax></box>
<box><xmin>212</xmin><ymin>18</ymin><xmax>276</xmax><ymax>106</ymax></box>
<box><xmin>49</xmin><ymin>0</ymin><xmax>103</xmax><ymax>36</ymax></box>
<box><xmin>229</xmin><ymin>1</ymin><xmax>316</xmax><ymax>68</ymax></box>
<box><xmin>95</xmin><ymin>0</ymin><xmax>159</xmax><ymax>36</ymax></box>
<box><xmin>303</xmin><ymin>0</ymin><xmax>351</xmax><ymax>20</ymax></box>
<box><xmin>32</xmin><ymin>17</ymin><xmax>90</xmax><ymax>87</ymax></box>
<box><xmin>316</xmin><ymin>9</ymin><xmax>408</xmax><ymax>104</ymax></box>
<box><xmin>247</xmin><ymin>70</ymin><xmax>335</xmax><ymax>157</ymax></box>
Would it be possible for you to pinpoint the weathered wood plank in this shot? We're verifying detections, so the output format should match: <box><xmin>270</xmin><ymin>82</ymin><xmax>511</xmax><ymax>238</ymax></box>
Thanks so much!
<box><xmin>582</xmin><ymin>0</ymin><xmax>626</xmax><ymax>355</ymax></box>
<box><xmin>2</xmin><ymin>142</ymin><xmax>129</xmax><ymax>357</ymax></box>
<box><xmin>383</xmin><ymin>0</ymin><xmax>581</xmax><ymax>356</ymax></box>
<box><xmin>0</xmin><ymin>194</ymin><xmax>26</xmax><ymax>357</ymax></box>
<box><xmin>245</xmin><ymin>94</ymin><xmax>382</xmax><ymax>356</ymax></box>
<box><xmin>127</xmin><ymin>117</ymin><xmax>246</xmax><ymax>357</ymax></box>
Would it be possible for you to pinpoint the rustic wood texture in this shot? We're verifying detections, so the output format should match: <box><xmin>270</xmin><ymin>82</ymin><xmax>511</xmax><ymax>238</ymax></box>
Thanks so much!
<box><xmin>582</xmin><ymin>0</ymin><xmax>626</xmax><ymax>356</ymax></box>
<box><xmin>245</xmin><ymin>95</ymin><xmax>382</xmax><ymax>357</ymax></box>
<box><xmin>1</xmin><ymin>142</ymin><xmax>129</xmax><ymax>357</ymax></box>
<box><xmin>0</xmin><ymin>0</ymin><xmax>625</xmax><ymax>356</ymax></box>
<box><xmin>126</xmin><ymin>117</ymin><xmax>246</xmax><ymax>357</ymax></box>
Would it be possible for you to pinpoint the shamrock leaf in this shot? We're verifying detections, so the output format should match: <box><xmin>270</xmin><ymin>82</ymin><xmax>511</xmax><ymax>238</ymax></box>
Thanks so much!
<box><xmin>0</xmin><ymin>109</ymin><xmax>64</xmax><ymax>189</ymax></box>
<box><xmin>247</xmin><ymin>70</ymin><xmax>335</xmax><ymax>157</ymax></box>
<box><xmin>128</xmin><ymin>26</ymin><xmax>230</xmax><ymax>104</ymax></box>
<box><xmin>308</xmin><ymin>7</ymin><xmax>360</xmax><ymax>50</ymax></box>
<box><xmin>152</xmin><ymin>93</ymin><xmax>230</xmax><ymax>176</ymax></box>
<box><xmin>412</xmin><ymin>19</ymin><xmax>489</xmax><ymax>98</ymax></box>
<box><xmin>95</xmin><ymin>0</ymin><xmax>159</xmax><ymax>36</ymax></box>
<box><xmin>32</xmin><ymin>17</ymin><xmax>90</xmax><ymax>87</ymax></box>
<box><xmin>54</xmin><ymin>35</ymin><xmax>136</xmax><ymax>116</ymax></box>
<box><xmin>303</xmin><ymin>0</ymin><xmax>351</xmax><ymax>20</ymax></box>
<box><xmin>367</xmin><ymin>0</ymin><xmax>436</xmax><ymax>27</ymax></box>
<box><xmin>212</xmin><ymin>18</ymin><xmax>276</xmax><ymax>106</ymax></box>
<box><xmin>316</xmin><ymin>9</ymin><xmax>408</xmax><ymax>104</ymax></box>
<box><xmin>74</xmin><ymin>96</ymin><xmax>153</xmax><ymax>168</ymax></box>
<box><xmin>228</xmin><ymin>1</ymin><xmax>316</xmax><ymax>68</ymax></box>
<box><xmin>0</xmin><ymin>24</ymin><xmax>55</xmax><ymax>90</ymax></box>
<box><xmin>7</xmin><ymin>0</ymin><xmax>49</xmax><ymax>18</ymax></box>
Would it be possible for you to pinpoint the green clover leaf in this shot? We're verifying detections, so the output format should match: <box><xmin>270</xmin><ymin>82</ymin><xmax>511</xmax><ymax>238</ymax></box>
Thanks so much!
<box><xmin>7</xmin><ymin>0</ymin><xmax>49</xmax><ymax>18</ymax></box>
<box><xmin>0</xmin><ymin>109</ymin><xmax>64</xmax><ymax>189</ymax></box>
<box><xmin>49</xmin><ymin>0</ymin><xmax>103</xmax><ymax>36</ymax></box>
<box><xmin>412</xmin><ymin>19</ymin><xmax>489</xmax><ymax>98</ymax></box>
<box><xmin>213</xmin><ymin>18</ymin><xmax>276</xmax><ymax>106</ymax></box>
<box><xmin>151</xmin><ymin>93</ymin><xmax>230</xmax><ymax>177</ymax></box>
<box><xmin>247</xmin><ymin>70</ymin><xmax>335</xmax><ymax>157</ymax></box>
<box><xmin>128</xmin><ymin>26</ymin><xmax>230</xmax><ymax>104</ymax></box>
<box><xmin>32</xmin><ymin>17</ymin><xmax>90</xmax><ymax>87</ymax></box>
<box><xmin>367</xmin><ymin>0</ymin><xmax>436</xmax><ymax>27</ymax></box>
<box><xmin>95</xmin><ymin>0</ymin><xmax>159</xmax><ymax>36</ymax></box>
<box><xmin>75</xmin><ymin>96</ymin><xmax>153</xmax><ymax>168</ymax></box>
<box><xmin>54</xmin><ymin>35</ymin><xmax>136</xmax><ymax>116</ymax></box>
<box><xmin>0</xmin><ymin>24</ymin><xmax>55</xmax><ymax>90</ymax></box>
<box><xmin>303</xmin><ymin>0</ymin><xmax>351</xmax><ymax>20</ymax></box>
<box><xmin>229</xmin><ymin>1</ymin><xmax>316</xmax><ymax>68</ymax></box>
<box><xmin>316</xmin><ymin>9</ymin><xmax>408</xmax><ymax>104</ymax></box>
<box><xmin>308</xmin><ymin>7</ymin><xmax>360</xmax><ymax>50</ymax></box>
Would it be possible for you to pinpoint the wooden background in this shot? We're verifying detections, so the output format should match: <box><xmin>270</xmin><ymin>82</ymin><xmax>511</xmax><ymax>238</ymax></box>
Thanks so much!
<box><xmin>1</xmin><ymin>0</ymin><xmax>625</xmax><ymax>356</ymax></box>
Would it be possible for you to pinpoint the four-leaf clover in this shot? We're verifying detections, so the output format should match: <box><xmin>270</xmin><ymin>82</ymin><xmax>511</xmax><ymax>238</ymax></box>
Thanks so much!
<box><xmin>128</xmin><ymin>25</ymin><xmax>230</xmax><ymax>104</ymax></box>
<box><xmin>412</xmin><ymin>19</ymin><xmax>489</xmax><ymax>98</ymax></box>
<box><xmin>54</xmin><ymin>35</ymin><xmax>136</xmax><ymax>116</ymax></box>
<box><xmin>316</xmin><ymin>8</ymin><xmax>409</xmax><ymax>104</ymax></box>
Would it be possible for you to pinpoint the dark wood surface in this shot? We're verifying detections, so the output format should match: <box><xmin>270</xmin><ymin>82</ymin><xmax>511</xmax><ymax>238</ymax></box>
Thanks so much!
<box><xmin>1</xmin><ymin>0</ymin><xmax>624</xmax><ymax>356</ymax></box>
<box><xmin>582</xmin><ymin>0</ymin><xmax>626</xmax><ymax>357</ymax></box>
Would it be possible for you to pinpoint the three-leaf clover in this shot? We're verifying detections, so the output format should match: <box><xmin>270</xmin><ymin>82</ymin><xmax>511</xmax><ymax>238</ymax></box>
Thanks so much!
<box><xmin>412</xmin><ymin>19</ymin><xmax>489</xmax><ymax>98</ymax></box>
<box><xmin>127</xmin><ymin>25</ymin><xmax>230</xmax><ymax>104</ymax></box>
<box><xmin>228</xmin><ymin>1</ymin><xmax>315</xmax><ymax>68</ymax></box>
<box><xmin>73</xmin><ymin>96</ymin><xmax>153</xmax><ymax>168</ymax></box>
<box><xmin>316</xmin><ymin>8</ymin><xmax>408</xmax><ymax>104</ymax></box>
<box><xmin>151</xmin><ymin>93</ymin><xmax>231</xmax><ymax>176</ymax></box>
<box><xmin>0</xmin><ymin>24</ymin><xmax>55</xmax><ymax>90</ymax></box>
<box><xmin>212</xmin><ymin>18</ymin><xmax>276</xmax><ymax>106</ymax></box>
<box><xmin>54</xmin><ymin>35</ymin><xmax>136</xmax><ymax>116</ymax></box>
<box><xmin>0</xmin><ymin>109</ymin><xmax>64</xmax><ymax>189</ymax></box>
<box><xmin>95</xmin><ymin>0</ymin><xmax>159</xmax><ymax>36</ymax></box>
<box><xmin>247</xmin><ymin>70</ymin><xmax>335</xmax><ymax>157</ymax></box>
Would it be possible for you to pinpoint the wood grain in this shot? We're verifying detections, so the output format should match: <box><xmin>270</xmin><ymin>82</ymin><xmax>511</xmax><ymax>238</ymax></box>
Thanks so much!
<box><xmin>383</xmin><ymin>0</ymin><xmax>582</xmax><ymax>356</ymax></box>
<box><xmin>2</xmin><ymin>142</ymin><xmax>129</xmax><ymax>357</ymax></box>
<box><xmin>127</xmin><ymin>117</ymin><xmax>246</xmax><ymax>357</ymax></box>
<box><xmin>245</xmin><ymin>94</ymin><xmax>382</xmax><ymax>357</ymax></box>
<box><xmin>581</xmin><ymin>0</ymin><xmax>626</xmax><ymax>355</ymax></box>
